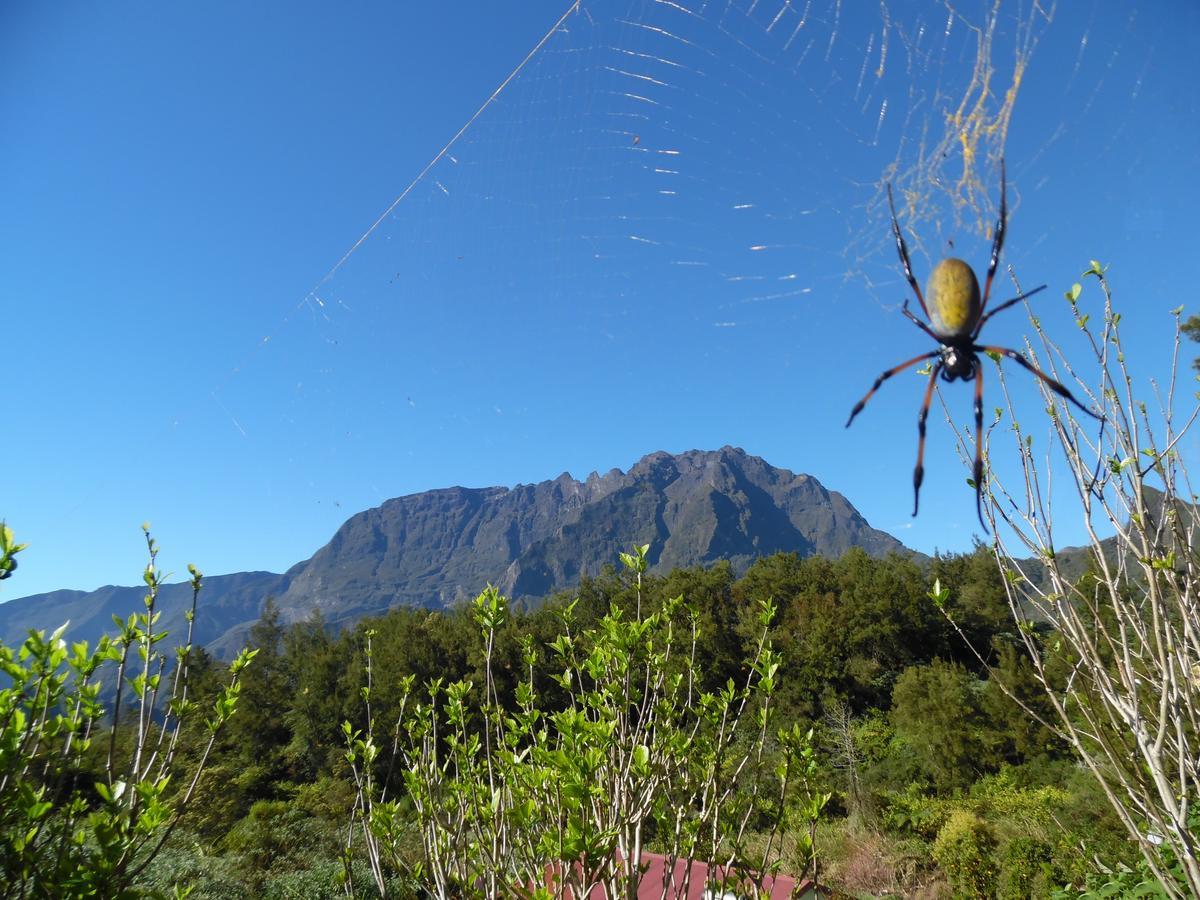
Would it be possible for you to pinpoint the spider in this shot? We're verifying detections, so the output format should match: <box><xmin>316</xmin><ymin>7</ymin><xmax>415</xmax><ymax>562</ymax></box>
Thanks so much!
<box><xmin>845</xmin><ymin>159</ymin><xmax>1100</xmax><ymax>531</ymax></box>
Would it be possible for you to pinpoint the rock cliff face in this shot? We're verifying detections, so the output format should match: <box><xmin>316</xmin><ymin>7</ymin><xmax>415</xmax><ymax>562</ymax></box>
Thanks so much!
<box><xmin>496</xmin><ymin>447</ymin><xmax>904</xmax><ymax>599</ymax></box>
<box><xmin>1</xmin><ymin>448</ymin><xmax>910</xmax><ymax>657</ymax></box>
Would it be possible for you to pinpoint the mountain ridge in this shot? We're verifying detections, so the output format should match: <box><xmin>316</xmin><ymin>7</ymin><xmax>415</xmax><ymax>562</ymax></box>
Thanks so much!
<box><xmin>0</xmin><ymin>447</ymin><xmax>912</xmax><ymax>657</ymax></box>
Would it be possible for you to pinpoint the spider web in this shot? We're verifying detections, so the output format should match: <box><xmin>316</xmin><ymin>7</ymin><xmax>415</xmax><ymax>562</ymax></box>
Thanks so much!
<box><xmin>14</xmin><ymin>0</ymin><xmax>1189</xmax><ymax>592</ymax></box>
<box><xmin>212</xmin><ymin>3</ymin><xmax>1039</xmax><ymax>433</ymax></box>
<box><xmin>184</xmin><ymin>0</ymin><xmax>1176</xmax><ymax>566</ymax></box>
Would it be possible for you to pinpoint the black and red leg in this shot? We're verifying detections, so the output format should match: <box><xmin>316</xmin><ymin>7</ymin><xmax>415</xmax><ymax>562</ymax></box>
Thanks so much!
<box><xmin>972</xmin><ymin>284</ymin><xmax>1048</xmax><ymax>339</ymax></box>
<box><xmin>913</xmin><ymin>361</ymin><xmax>943</xmax><ymax>516</ymax></box>
<box><xmin>980</xmin><ymin>158</ymin><xmax>1007</xmax><ymax>314</ymax></box>
<box><xmin>846</xmin><ymin>351</ymin><xmax>940</xmax><ymax>428</ymax></box>
<box><xmin>887</xmin><ymin>183</ymin><xmax>930</xmax><ymax>320</ymax></box>
<box><xmin>976</xmin><ymin>345</ymin><xmax>1101</xmax><ymax>420</ymax></box>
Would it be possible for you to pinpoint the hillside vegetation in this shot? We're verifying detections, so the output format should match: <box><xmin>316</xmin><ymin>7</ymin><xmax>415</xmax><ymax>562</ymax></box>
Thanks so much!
<box><xmin>3</xmin><ymin>536</ymin><xmax>1151</xmax><ymax>897</ymax></box>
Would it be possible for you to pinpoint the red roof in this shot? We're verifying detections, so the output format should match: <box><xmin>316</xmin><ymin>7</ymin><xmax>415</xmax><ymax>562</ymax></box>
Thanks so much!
<box><xmin>632</xmin><ymin>851</ymin><xmax>800</xmax><ymax>899</ymax></box>
<box><xmin>537</xmin><ymin>851</ymin><xmax>808</xmax><ymax>899</ymax></box>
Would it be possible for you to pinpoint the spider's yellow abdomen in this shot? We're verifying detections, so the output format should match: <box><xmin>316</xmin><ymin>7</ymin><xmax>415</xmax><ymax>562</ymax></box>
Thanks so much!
<box><xmin>926</xmin><ymin>257</ymin><xmax>981</xmax><ymax>338</ymax></box>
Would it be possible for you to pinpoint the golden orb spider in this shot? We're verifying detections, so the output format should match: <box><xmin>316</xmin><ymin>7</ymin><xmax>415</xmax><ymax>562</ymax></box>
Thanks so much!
<box><xmin>845</xmin><ymin>160</ymin><xmax>1100</xmax><ymax>531</ymax></box>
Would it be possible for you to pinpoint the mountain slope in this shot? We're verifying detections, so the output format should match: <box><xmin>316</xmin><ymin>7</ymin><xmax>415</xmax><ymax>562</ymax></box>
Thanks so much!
<box><xmin>0</xmin><ymin>571</ymin><xmax>289</xmax><ymax>659</ymax></box>
<box><xmin>1</xmin><ymin>447</ymin><xmax>910</xmax><ymax>657</ymax></box>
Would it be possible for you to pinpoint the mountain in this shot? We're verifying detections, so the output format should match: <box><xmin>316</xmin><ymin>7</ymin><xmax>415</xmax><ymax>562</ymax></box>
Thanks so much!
<box><xmin>0</xmin><ymin>447</ymin><xmax>911</xmax><ymax>657</ymax></box>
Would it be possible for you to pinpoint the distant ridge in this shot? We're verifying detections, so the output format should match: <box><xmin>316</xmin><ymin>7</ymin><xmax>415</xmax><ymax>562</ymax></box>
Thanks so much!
<box><xmin>0</xmin><ymin>447</ymin><xmax>911</xmax><ymax>657</ymax></box>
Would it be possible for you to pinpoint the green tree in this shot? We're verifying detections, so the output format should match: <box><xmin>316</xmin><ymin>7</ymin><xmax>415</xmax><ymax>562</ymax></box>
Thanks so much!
<box><xmin>214</xmin><ymin>597</ymin><xmax>297</xmax><ymax>814</ymax></box>
<box><xmin>740</xmin><ymin>551</ymin><xmax>952</xmax><ymax>719</ymax></box>
<box><xmin>653</xmin><ymin>560</ymin><xmax>745</xmax><ymax>691</ymax></box>
<box><xmin>931</xmin><ymin>544</ymin><xmax>1013</xmax><ymax>665</ymax></box>
<box><xmin>739</xmin><ymin>553</ymin><xmax>844</xmax><ymax>718</ymax></box>
<box><xmin>982</xmin><ymin>642</ymin><xmax>1062</xmax><ymax>765</ymax></box>
<box><xmin>283</xmin><ymin>611</ymin><xmax>349</xmax><ymax>780</ymax></box>
<box><xmin>834</xmin><ymin>549</ymin><xmax>947</xmax><ymax>708</ymax></box>
<box><xmin>890</xmin><ymin>660</ymin><xmax>1001</xmax><ymax>792</ymax></box>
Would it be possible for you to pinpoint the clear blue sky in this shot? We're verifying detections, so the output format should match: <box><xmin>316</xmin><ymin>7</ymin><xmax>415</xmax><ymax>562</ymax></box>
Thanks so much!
<box><xmin>4</xmin><ymin>1</ymin><xmax>1197</xmax><ymax>599</ymax></box>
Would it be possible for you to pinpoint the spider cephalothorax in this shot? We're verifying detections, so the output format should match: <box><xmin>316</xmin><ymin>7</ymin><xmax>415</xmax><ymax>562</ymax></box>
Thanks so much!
<box><xmin>937</xmin><ymin>343</ymin><xmax>976</xmax><ymax>381</ymax></box>
<box><xmin>846</xmin><ymin>159</ymin><xmax>1100</xmax><ymax>531</ymax></box>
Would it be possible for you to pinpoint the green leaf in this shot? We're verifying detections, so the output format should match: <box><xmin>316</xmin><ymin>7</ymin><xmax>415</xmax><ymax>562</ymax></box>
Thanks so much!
<box><xmin>927</xmin><ymin>578</ymin><xmax>949</xmax><ymax>609</ymax></box>
<box><xmin>632</xmin><ymin>744</ymin><xmax>650</xmax><ymax>773</ymax></box>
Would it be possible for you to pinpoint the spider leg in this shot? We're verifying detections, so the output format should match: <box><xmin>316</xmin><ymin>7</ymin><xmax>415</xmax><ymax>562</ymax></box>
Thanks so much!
<box><xmin>972</xmin><ymin>284</ymin><xmax>1047</xmax><ymax>339</ymax></box>
<box><xmin>977</xmin><ymin>344</ymin><xmax>1102</xmax><ymax>420</ymax></box>
<box><xmin>980</xmin><ymin>157</ymin><xmax>1008</xmax><ymax>313</ymax></box>
<box><xmin>846</xmin><ymin>351</ymin><xmax>940</xmax><ymax>428</ymax></box>
<box><xmin>912</xmin><ymin>361</ymin><xmax>943</xmax><ymax>516</ymax></box>
<box><xmin>972</xmin><ymin>358</ymin><xmax>989</xmax><ymax>534</ymax></box>
<box><xmin>887</xmin><ymin>183</ymin><xmax>930</xmax><ymax>319</ymax></box>
<box><xmin>903</xmin><ymin>299</ymin><xmax>942</xmax><ymax>341</ymax></box>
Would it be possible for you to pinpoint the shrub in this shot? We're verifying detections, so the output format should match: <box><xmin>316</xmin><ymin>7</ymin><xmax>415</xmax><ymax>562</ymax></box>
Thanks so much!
<box><xmin>0</xmin><ymin>526</ymin><xmax>255</xmax><ymax>897</ymax></box>
<box><xmin>222</xmin><ymin>800</ymin><xmax>336</xmax><ymax>883</ymax></box>
<box><xmin>998</xmin><ymin>835</ymin><xmax>1051</xmax><ymax>899</ymax></box>
<box><xmin>133</xmin><ymin>833</ymin><xmax>247</xmax><ymax>899</ymax></box>
<box><xmin>931</xmin><ymin>810</ymin><xmax>998</xmax><ymax>899</ymax></box>
<box><xmin>883</xmin><ymin>783</ymin><xmax>949</xmax><ymax>842</ymax></box>
<box><xmin>345</xmin><ymin>545</ymin><xmax>830</xmax><ymax>898</ymax></box>
<box><xmin>261</xmin><ymin>858</ymin><xmax>404</xmax><ymax>900</ymax></box>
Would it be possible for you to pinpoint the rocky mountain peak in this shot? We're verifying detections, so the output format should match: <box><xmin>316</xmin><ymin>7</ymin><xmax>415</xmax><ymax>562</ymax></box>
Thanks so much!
<box><xmin>1</xmin><ymin>449</ymin><xmax>911</xmax><ymax>658</ymax></box>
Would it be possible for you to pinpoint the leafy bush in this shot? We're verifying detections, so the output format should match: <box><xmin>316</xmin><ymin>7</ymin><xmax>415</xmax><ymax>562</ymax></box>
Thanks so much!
<box><xmin>133</xmin><ymin>833</ymin><xmax>247</xmax><ymax>899</ymax></box>
<box><xmin>883</xmin><ymin>783</ymin><xmax>949</xmax><ymax>842</ymax></box>
<box><xmin>346</xmin><ymin>545</ymin><xmax>829</xmax><ymax>898</ymax></box>
<box><xmin>931</xmin><ymin>810</ymin><xmax>998</xmax><ymax>899</ymax></box>
<box><xmin>998</xmin><ymin>835</ymin><xmax>1051</xmax><ymax>899</ymax></box>
<box><xmin>222</xmin><ymin>799</ymin><xmax>339</xmax><ymax>886</ymax></box>
<box><xmin>261</xmin><ymin>858</ymin><xmax>406</xmax><ymax>900</ymax></box>
<box><xmin>0</xmin><ymin>526</ymin><xmax>255</xmax><ymax>898</ymax></box>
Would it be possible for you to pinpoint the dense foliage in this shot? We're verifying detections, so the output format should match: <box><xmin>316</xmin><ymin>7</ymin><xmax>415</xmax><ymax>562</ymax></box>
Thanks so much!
<box><xmin>0</xmin><ymin>528</ymin><xmax>255</xmax><ymax>899</ymax></box>
<box><xmin>1</xmin><ymin>534</ymin><xmax>1162</xmax><ymax>896</ymax></box>
<box><xmin>344</xmin><ymin>547</ymin><xmax>828</xmax><ymax>898</ymax></box>
<box><xmin>56</xmin><ymin>542</ymin><xmax>1161</xmax><ymax>897</ymax></box>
